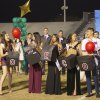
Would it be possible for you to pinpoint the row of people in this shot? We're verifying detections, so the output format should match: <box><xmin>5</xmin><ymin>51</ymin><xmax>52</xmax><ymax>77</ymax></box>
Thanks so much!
<box><xmin>0</xmin><ymin>27</ymin><xmax>100</xmax><ymax>98</ymax></box>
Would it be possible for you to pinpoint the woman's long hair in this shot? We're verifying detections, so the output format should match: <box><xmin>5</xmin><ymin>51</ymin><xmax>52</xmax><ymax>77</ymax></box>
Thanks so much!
<box><xmin>50</xmin><ymin>34</ymin><xmax>59</xmax><ymax>45</ymax></box>
<box><xmin>2</xmin><ymin>32</ymin><xmax>13</xmax><ymax>51</ymax></box>
<box><xmin>66</xmin><ymin>33</ymin><xmax>76</xmax><ymax>44</ymax></box>
<box><xmin>0</xmin><ymin>33</ymin><xmax>3</xmax><ymax>43</ymax></box>
<box><xmin>33</xmin><ymin>32</ymin><xmax>41</xmax><ymax>45</ymax></box>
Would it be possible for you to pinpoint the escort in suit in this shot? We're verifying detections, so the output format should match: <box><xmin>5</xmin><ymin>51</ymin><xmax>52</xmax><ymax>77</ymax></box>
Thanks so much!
<box><xmin>41</xmin><ymin>28</ymin><xmax>51</xmax><ymax>75</ymax></box>
<box><xmin>41</xmin><ymin>28</ymin><xmax>51</xmax><ymax>47</ymax></box>
<box><xmin>58</xmin><ymin>30</ymin><xmax>66</xmax><ymax>75</ymax></box>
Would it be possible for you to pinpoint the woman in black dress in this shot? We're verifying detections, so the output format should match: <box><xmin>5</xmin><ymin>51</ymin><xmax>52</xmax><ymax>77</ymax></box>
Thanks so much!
<box><xmin>45</xmin><ymin>34</ymin><xmax>62</xmax><ymax>95</ymax></box>
<box><xmin>66</xmin><ymin>33</ymin><xmax>81</xmax><ymax>96</ymax></box>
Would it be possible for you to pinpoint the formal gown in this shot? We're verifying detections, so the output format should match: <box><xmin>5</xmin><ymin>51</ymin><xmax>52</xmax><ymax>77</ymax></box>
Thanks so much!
<box><xmin>45</xmin><ymin>45</ymin><xmax>61</xmax><ymax>95</ymax></box>
<box><xmin>66</xmin><ymin>43</ymin><xmax>81</xmax><ymax>95</ymax></box>
<box><xmin>28</xmin><ymin>41</ymin><xmax>42</xmax><ymax>93</ymax></box>
<box><xmin>67</xmin><ymin>67</ymin><xmax>81</xmax><ymax>95</ymax></box>
<box><xmin>29</xmin><ymin>63</ymin><xmax>42</xmax><ymax>93</ymax></box>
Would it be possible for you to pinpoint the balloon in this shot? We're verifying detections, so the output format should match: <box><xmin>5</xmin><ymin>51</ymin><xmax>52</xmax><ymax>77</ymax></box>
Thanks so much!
<box><xmin>21</xmin><ymin>32</ymin><xmax>26</xmax><ymax>36</ymax></box>
<box><xmin>22</xmin><ymin>27</ymin><xmax>27</xmax><ymax>32</ymax></box>
<box><xmin>21</xmin><ymin>18</ymin><xmax>27</xmax><ymax>23</ymax></box>
<box><xmin>85</xmin><ymin>41</ymin><xmax>95</xmax><ymax>54</ymax></box>
<box><xmin>19</xmin><ymin>0</ymin><xmax>31</xmax><ymax>17</ymax></box>
<box><xmin>13</xmin><ymin>23</ymin><xmax>18</xmax><ymax>27</ymax></box>
<box><xmin>12</xmin><ymin>17</ymin><xmax>17</xmax><ymax>23</ymax></box>
<box><xmin>22</xmin><ymin>32</ymin><xmax>27</xmax><ymax>37</ymax></box>
<box><xmin>18</xmin><ymin>23</ymin><xmax>24</xmax><ymax>28</ymax></box>
<box><xmin>21</xmin><ymin>36</ymin><xmax>26</xmax><ymax>40</ymax></box>
<box><xmin>22</xmin><ymin>23</ymin><xmax>26</xmax><ymax>27</ymax></box>
<box><xmin>12</xmin><ymin>28</ymin><xmax>21</xmax><ymax>39</ymax></box>
<box><xmin>17</xmin><ymin>18</ymin><xmax>21</xmax><ymax>22</ymax></box>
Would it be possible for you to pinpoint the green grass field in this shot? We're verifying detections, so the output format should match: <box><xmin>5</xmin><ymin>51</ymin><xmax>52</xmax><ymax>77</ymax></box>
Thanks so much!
<box><xmin>0</xmin><ymin>69</ymin><xmax>99</xmax><ymax>100</ymax></box>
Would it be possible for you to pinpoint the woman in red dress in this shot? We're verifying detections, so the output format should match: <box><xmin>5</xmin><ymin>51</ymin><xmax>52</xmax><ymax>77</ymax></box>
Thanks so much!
<box><xmin>28</xmin><ymin>32</ymin><xmax>42</xmax><ymax>93</ymax></box>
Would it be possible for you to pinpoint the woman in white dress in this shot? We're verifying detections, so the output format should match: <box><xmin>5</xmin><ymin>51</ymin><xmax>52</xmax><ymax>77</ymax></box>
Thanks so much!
<box><xmin>13</xmin><ymin>39</ymin><xmax>24</xmax><ymax>74</ymax></box>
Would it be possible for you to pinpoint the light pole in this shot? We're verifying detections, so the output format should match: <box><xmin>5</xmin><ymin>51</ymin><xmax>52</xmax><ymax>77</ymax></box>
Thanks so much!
<box><xmin>61</xmin><ymin>0</ymin><xmax>68</xmax><ymax>22</ymax></box>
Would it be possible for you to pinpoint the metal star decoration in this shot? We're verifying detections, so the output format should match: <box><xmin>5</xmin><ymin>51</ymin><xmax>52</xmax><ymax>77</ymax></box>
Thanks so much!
<box><xmin>19</xmin><ymin>0</ymin><xmax>31</xmax><ymax>17</ymax></box>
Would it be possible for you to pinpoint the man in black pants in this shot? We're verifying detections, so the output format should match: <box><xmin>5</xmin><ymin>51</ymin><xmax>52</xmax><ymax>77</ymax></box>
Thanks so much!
<box><xmin>96</xmin><ymin>49</ymin><xmax>100</xmax><ymax>81</ymax></box>
<box><xmin>94</xmin><ymin>31</ymin><xmax>100</xmax><ymax>82</ymax></box>
<box><xmin>81</xmin><ymin>28</ymin><xmax>100</xmax><ymax>98</ymax></box>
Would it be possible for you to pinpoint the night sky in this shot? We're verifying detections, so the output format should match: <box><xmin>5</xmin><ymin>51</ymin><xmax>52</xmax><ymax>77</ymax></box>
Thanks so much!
<box><xmin>0</xmin><ymin>0</ymin><xmax>100</xmax><ymax>22</ymax></box>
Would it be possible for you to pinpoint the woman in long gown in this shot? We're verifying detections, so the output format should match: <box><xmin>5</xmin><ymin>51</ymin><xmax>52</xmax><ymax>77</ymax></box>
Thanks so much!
<box><xmin>45</xmin><ymin>34</ymin><xmax>62</xmax><ymax>95</ymax></box>
<box><xmin>66</xmin><ymin>33</ymin><xmax>81</xmax><ymax>96</ymax></box>
<box><xmin>28</xmin><ymin>32</ymin><xmax>42</xmax><ymax>93</ymax></box>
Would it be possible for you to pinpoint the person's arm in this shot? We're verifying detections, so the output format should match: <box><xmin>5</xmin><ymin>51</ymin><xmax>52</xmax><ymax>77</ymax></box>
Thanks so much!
<box><xmin>81</xmin><ymin>40</ymin><xmax>86</xmax><ymax>56</ymax></box>
<box><xmin>12</xmin><ymin>42</ymin><xmax>16</xmax><ymax>52</ymax></box>
<box><xmin>62</xmin><ymin>37</ymin><xmax>66</xmax><ymax>48</ymax></box>
<box><xmin>0</xmin><ymin>51</ymin><xmax>1</xmax><ymax>66</ymax></box>
<box><xmin>57</xmin><ymin>43</ymin><xmax>63</xmax><ymax>55</ymax></box>
<box><xmin>0</xmin><ymin>46</ymin><xmax>8</xmax><ymax>57</ymax></box>
<box><xmin>40</xmin><ymin>42</ymin><xmax>43</xmax><ymax>50</ymax></box>
<box><xmin>29</xmin><ymin>41</ymin><xmax>37</xmax><ymax>48</ymax></box>
<box><xmin>76</xmin><ymin>43</ymin><xmax>82</xmax><ymax>56</ymax></box>
<box><xmin>66</xmin><ymin>44</ymin><xmax>69</xmax><ymax>51</ymax></box>
<box><xmin>21</xmin><ymin>39</ymin><xmax>25</xmax><ymax>46</ymax></box>
<box><xmin>24</xmin><ymin>39</ymin><xmax>27</xmax><ymax>46</ymax></box>
<box><xmin>97</xmin><ymin>39</ymin><xmax>100</xmax><ymax>53</ymax></box>
<box><xmin>58</xmin><ymin>43</ymin><xmax>63</xmax><ymax>50</ymax></box>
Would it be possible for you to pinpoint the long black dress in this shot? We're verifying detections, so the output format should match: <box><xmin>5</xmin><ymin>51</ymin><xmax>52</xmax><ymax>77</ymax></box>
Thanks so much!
<box><xmin>45</xmin><ymin>45</ymin><xmax>61</xmax><ymax>95</ymax></box>
<box><xmin>67</xmin><ymin>67</ymin><xmax>81</xmax><ymax>95</ymax></box>
<box><xmin>67</xmin><ymin>44</ymin><xmax>81</xmax><ymax>95</ymax></box>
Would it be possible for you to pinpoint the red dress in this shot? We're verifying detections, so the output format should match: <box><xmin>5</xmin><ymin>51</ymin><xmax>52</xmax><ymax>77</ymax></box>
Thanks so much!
<box><xmin>29</xmin><ymin>63</ymin><xmax>42</xmax><ymax>93</ymax></box>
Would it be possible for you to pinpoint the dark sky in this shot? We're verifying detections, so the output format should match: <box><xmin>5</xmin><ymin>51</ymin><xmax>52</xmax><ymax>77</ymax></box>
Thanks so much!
<box><xmin>67</xmin><ymin>0</ymin><xmax>100</xmax><ymax>11</ymax></box>
<box><xmin>0</xmin><ymin>0</ymin><xmax>100</xmax><ymax>22</ymax></box>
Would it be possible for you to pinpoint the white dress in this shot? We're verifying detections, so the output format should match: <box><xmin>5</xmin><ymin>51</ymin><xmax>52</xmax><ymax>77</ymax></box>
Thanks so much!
<box><xmin>15</xmin><ymin>42</ymin><xmax>24</xmax><ymax>61</ymax></box>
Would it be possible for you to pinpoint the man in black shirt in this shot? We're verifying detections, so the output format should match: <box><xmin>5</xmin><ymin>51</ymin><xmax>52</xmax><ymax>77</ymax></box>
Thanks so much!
<box><xmin>58</xmin><ymin>30</ymin><xmax>66</xmax><ymax>48</ymax></box>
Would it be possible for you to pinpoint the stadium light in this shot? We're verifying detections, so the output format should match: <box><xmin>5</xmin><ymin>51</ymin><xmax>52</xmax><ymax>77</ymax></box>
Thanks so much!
<box><xmin>61</xmin><ymin>0</ymin><xmax>68</xmax><ymax>22</ymax></box>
